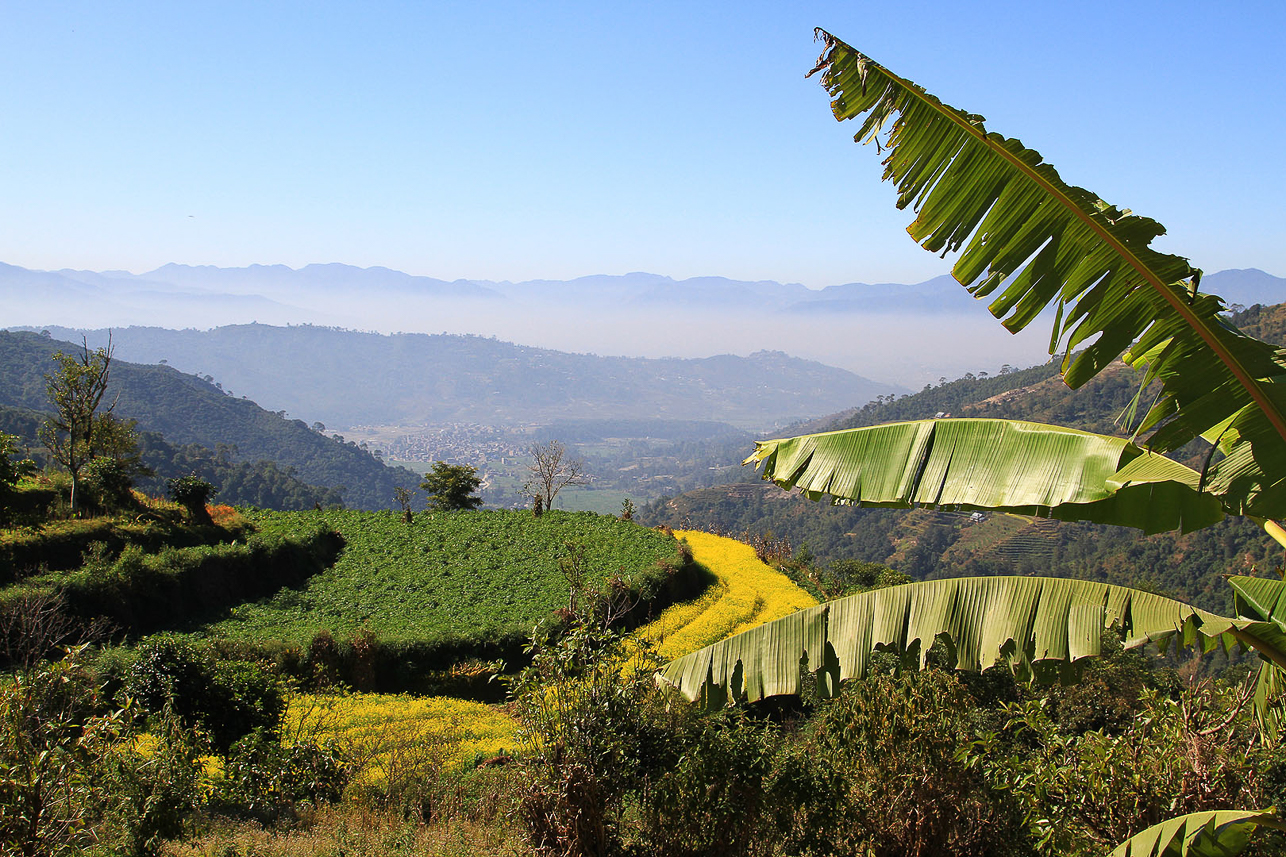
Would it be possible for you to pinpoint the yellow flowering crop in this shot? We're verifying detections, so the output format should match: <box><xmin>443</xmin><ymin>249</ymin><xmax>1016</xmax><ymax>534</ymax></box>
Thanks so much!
<box><xmin>638</xmin><ymin>530</ymin><xmax>816</xmax><ymax>661</ymax></box>
<box><xmin>284</xmin><ymin>692</ymin><xmax>519</xmax><ymax>788</ymax></box>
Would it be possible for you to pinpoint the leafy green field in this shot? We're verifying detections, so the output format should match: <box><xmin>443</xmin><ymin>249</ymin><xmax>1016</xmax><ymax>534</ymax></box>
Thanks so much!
<box><xmin>211</xmin><ymin>508</ymin><xmax>682</xmax><ymax>648</ymax></box>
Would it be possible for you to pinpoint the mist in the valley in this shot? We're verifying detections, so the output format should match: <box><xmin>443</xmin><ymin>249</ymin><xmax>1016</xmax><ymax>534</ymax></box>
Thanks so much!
<box><xmin>403</xmin><ymin>303</ymin><xmax>1055</xmax><ymax>391</ymax></box>
<box><xmin>9</xmin><ymin>286</ymin><xmax>1056</xmax><ymax>391</ymax></box>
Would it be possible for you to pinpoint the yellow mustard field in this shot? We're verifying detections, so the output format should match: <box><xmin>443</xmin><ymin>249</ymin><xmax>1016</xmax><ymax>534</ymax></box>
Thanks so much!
<box><xmin>638</xmin><ymin>530</ymin><xmax>817</xmax><ymax>660</ymax></box>
<box><xmin>284</xmin><ymin>693</ymin><xmax>519</xmax><ymax>786</ymax></box>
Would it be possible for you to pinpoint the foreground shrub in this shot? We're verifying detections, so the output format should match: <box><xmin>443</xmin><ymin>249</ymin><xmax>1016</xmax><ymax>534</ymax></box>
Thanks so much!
<box><xmin>0</xmin><ymin>648</ymin><xmax>202</xmax><ymax>856</ymax></box>
<box><xmin>212</xmin><ymin>731</ymin><xmax>348</xmax><ymax>825</ymax></box>
<box><xmin>973</xmin><ymin>678</ymin><xmax>1261</xmax><ymax>856</ymax></box>
<box><xmin>124</xmin><ymin>637</ymin><xmax>286</xmax><ymax>753</ymax></box>
<box><xmin>515</xmin><ymin>618</ymin><xmax>681</xmax><ymax>857</ymax></box>
<box><xmin>766</xmin><ymin>668</ymin><xmax>1026</xmax><ymax>857</ymax></box>
<box><xmin>637</xmin><ymin>710</ymin><xmax>780</xmax><ymax>857</ymax></box>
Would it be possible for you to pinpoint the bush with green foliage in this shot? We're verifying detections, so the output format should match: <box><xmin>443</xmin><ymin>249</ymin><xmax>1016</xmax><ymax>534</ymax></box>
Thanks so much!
<box><xmin>0</xmin><ymin>647</ymin><xmax>203</xmax><ymax>856</ymax></box>
<box><xmin>766</xmin><ymin>668</ymin><xmax>1024</xmax><ymax>857</ymax></box>
<box><xmin>123</xmin><ymin>636</ymin><xmax>286</xmax><ymax>753</ymax></box>
<box><xmin>971</xmin><ymin>677</ymin><xmax>1260</xmax><ymax>856</ymax></box>
<box><xmin>420</xmin><ymin>461</ymin><xmax>483</xmax><ymax>512</ymax></box>
<box><xmin>81</xmin><ymin>455</ymin><xmax>140</xmax><ymax>514</ymax></box>
<box><xmin>515</xmin><ymin>615</ymin><xmax>681</xmax><ymax>856</ymax></box>
<box><xmin>212</xmin><ymin>731</ymin><xmax>348</xmax><ymax>824</ymax></box>
<box><xmin>637</xmin><ymin>710</ymin><xmax>780</xmax><ymax>857</ymax></box>
<box><xmin>166</xmin><ymin>475</ymin><xmax>215</xmax><ymax>524</ymax></box>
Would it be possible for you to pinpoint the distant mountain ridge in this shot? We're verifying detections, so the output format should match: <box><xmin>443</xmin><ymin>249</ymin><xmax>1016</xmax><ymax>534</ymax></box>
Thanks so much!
<box><xmin>6</xmin><ymin>261</ymin><xmax>1281</xmax><ymax>394</ymax></box>
<box><xmin>8</xmin><ymin>261</ymin><xmax>1281</xmax><ymax>322</ymax></box>
<box><xmin>30</xmin><ymin>324</ymin><xmax>899</xmax><ymax>431</ymax></box>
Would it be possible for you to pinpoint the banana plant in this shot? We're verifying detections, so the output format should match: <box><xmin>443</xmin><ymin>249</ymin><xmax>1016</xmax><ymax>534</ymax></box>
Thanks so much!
<box><xmin>753</xmin><ymin>30</ymin><xmax>1286</xmax><ymax>525</ymax></box>
<box><xmin>1106</xmin><ymin>809</ymin><xmax>1284</xmax><ymax>857</ymax></box>
<box><xmin>661</xmin><ymin>30</ymin><xmax>1286</xmax><ymax>701</ymax></box>
<box><xmin>660</xmin><ymin>33</ymin><xmax>1286</xmax><ymax>850</ymax></box>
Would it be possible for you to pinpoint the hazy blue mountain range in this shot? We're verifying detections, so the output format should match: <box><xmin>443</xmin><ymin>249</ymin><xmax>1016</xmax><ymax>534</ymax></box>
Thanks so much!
<box><xmin>0</xmin><ymin>330</ymin><xmax>418</xmax><ymax>509</ymax></box>
<box><xmin>28</xmin><ymin>324</ymin><xmax>899</xmax><ymax>431</ymax></box>
<box><xmin>6</xmin><ymin>262</ymin><xmax>1280</xmax><ymax>391</ymax></box>
<box><xmin>6</xmin><ymin>262</ymin><xmax>1281</xmax><ymax>317</ymax></box>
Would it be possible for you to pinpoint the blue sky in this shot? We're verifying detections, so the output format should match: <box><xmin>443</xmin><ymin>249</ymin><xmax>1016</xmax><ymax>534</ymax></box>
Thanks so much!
<box><xmin>3</xmin><ymin>1</ymin><xmax>1283</xmax><ymax>288</ymax></box>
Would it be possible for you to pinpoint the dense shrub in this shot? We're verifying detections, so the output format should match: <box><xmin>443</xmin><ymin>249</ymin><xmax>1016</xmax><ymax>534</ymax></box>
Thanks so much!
<box><xmin>0</xmin><ymin>648</ymin><xmax>202</xmax><ymax>856</ymax></box>
<box><xmin>212</xmin><ymin>731</ymin><xmax>348</xmax><ymax>824</ymax></box>
<box><xmin>81</xmin><ymin>455</ymin><xmax>141</xmax><ymax>515</ymax></box>
<box><xmin>515</xmin><ymin>618</ymin><xmax>683</xmax><ymax>857</ymax></box>
<box><xmin>765</xmin><ymin>668</ymin><xmax>1026</xmax><ymax>857</ymax></box>
<box><xmin>166</xmin><ymin>475</ymin><xmax>216</xmax><ymax>525</ymax></box>
<box><xmin>973</xmin><ymin>678</ymin><xmax>1260</xmax><ymax>856</ymax></box>
<box><xmin>123</xmin><ymin>637</ymin><xmax>286</xmax><ymax>753</ymax></box>
<box><xmin>637</xmin><ymin>711</ymin><xmax>780</xmax><ymax>857</ymax></box>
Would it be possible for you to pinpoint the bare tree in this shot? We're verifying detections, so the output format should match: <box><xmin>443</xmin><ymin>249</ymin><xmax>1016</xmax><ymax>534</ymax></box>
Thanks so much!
<box><xmin>0</xmin><ymin>591</ymin><xmax>113</xmax><ymax>670</ymax></box>
<box><xmin>525</xmin><ymin>440</ymin><xmax>588</xmax><ymax>511</ymax></box>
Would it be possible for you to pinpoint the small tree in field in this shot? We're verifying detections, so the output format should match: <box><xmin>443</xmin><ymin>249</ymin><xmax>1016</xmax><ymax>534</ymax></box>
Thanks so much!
<box><xmin>167</xmin><ymin>475</ymin><xmax>216</xmax><ymax>525</ymax></box>
<box><xmin>39</xmin><ymin>337</ymin><xmax>115</xmax><ymax>513</ymax></box>
<box><xmin>392</xmin><ymin>486</ymin><xmax>416</xmax><ymax>523</ymax></box>
<box><xmin>525</xmin><ymin>440</ymin><xmax>587</xmax><ymax>511</ymax></box>
<box><xmin>420</xmin><ymin>462</ymin><xmax>483</xmax><ymax>511</ymax></box>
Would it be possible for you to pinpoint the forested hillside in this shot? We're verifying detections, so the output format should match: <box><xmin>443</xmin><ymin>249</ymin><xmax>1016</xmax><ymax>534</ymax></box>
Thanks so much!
<box><xmin>0</xmin><ymin>330</ymin><xmax>417</xmax><ymax>508</ymax></box>
<box><xmin>640</xmin><ymin>303</ymin><xmax>1286</xmax><ymax>612</ymax></box>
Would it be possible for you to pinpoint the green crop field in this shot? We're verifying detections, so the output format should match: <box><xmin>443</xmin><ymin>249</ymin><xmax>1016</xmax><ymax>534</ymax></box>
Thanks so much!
<box><xmin>209</xmin><ymin>508</ymin><xmax>681</xmax><ymax>648</ymax></box>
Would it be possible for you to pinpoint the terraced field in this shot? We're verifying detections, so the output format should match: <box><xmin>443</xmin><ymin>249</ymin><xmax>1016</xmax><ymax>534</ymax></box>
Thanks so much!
<box><xmin>294</xmin><ymin>530</ymin><xmax>817</xmax><ymax>768</ymax></box>
<box><xmin>211</xmin><ymin>508</ymin><xmax>683</xmax><ymax>648</ymax></box>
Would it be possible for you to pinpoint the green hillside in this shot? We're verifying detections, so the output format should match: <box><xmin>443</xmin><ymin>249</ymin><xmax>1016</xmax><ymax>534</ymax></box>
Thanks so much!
<box><xmin>0</xmin><ymin>330</ymin><xmax>418</xmax><ymax>509</ymax></box>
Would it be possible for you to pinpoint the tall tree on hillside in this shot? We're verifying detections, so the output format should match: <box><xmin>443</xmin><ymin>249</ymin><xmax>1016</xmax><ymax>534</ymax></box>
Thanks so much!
<box><xmin>421</xmin><ymin>461</ymin><xmax>483</xmax><ymax>512</ymax></box>
<box><xmin>39</xmin><ymin>337</ymin><xmax>116</xmax><ymax>513</ymax></box>
<box><xmin>525</xmin><ymin>440</ymin><xmax>588</xmax><ymax>511</ymax></box>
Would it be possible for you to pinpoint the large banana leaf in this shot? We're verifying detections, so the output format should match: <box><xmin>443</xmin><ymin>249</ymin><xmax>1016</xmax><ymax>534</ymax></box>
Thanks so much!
<box><xmin>809</xmin><ymin>32</ymin><xmax>1286</xmax><ymax>519</ymax></box>
<box><xmin>747</xmin><ymin>418</ymin><xmax>1223</xmax><ymax>534</ymax></box>
<box><xmin>1107</xmin><ymin>808</ymin><xmax>1283</xmax><ymax>857</ymax></box>
<box><xmin>1228</xmin><ymin>575</ymin><xmax>1286</xmax><ymax>739</ymax></box>
<box><xmin>657</xmin><ymin>576</ymin><xmax>1262</xmax><ymax>707</ymax></box>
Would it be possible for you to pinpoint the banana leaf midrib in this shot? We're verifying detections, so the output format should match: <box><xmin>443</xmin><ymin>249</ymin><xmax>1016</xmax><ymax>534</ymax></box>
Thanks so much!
<box><xmin>747</xmin><ymin>415</ymin><xmax>1146</xmax><ymax>452</ymax></box>
<box><xmin>815</xmin><ymin>29</ymin><xmax>1286</xmax><ymax>451</ymax></box>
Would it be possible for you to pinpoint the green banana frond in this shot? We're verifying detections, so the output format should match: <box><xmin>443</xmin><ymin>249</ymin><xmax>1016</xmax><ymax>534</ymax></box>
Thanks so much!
<box><xmin>1106</xmin><ymin>808</ymin><xmax>1283</xmax><ymax>857</ymax></box>
<box><xmin>1227</xmin><ymin>575</ymin><xmax>1286</xmax><ymax>739</ymax></box>
<box><xmin>746</xmin><ymin>418</ymin><xmax>1223</xmax><ymax>534</ymax></box>
<box><xmin>658</xmin><ymin>576</ymin><xmax>1246</xmax><ymax>708</ymax></box>
<box><xmin>810</xmin><ymin>32</ymin><xmax>1286</xmax><ymax>518</ymax></box>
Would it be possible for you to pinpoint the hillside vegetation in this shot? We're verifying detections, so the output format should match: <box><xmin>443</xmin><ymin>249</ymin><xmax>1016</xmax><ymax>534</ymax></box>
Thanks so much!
<box><xmin>0</xmin><ymin>330</ymin><xmax>418</xmax><ymax>508</ymax></box>
<box><xmin>210</xmin><ymin>509</ymin><xmax>694</xmax><ymax>659</ymax></box>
